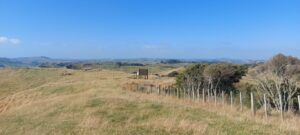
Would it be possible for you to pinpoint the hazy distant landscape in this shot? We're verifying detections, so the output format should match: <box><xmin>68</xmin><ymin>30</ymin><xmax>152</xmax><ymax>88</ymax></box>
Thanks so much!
<box><xmin>0</xmin><ymin>56</ymin><xmax>263</xmax><ymax>68</ymax></box>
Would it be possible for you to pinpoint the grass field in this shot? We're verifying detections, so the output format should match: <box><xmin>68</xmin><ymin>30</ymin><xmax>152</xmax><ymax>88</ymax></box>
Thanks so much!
<box><xmin>0</xmin><ymin>68</ymin><xmax>299</xmax><ymax>135</ymax></box>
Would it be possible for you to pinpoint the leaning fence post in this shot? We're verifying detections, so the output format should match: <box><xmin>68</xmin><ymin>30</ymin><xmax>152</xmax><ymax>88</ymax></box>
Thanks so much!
<box><xmin>251</xmin><ymin>92</ymin><xmax>256</xmax><ymax>116</ymax></box>
<box><xmin>264</xmin><ymin>94</ymin><xmax>268</xmax><ymax>119</ymax></box>
<box><xmin>240</xmin><ymin>92</ymin><xmax>243</xmax><ymax>111</ymax></box>
<box><xmin>230</xmin><ymin>91</ymin><xmax>233</xmax><ymax>109</ymax></box>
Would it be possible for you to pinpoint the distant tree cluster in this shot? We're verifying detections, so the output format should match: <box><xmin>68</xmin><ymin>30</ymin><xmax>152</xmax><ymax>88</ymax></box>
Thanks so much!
<box><xmin>160</xmin><ymin>59</ymin><xmax>182</xmax><ymax>64</ymax></box>
<box><xmin>39</xmin><ymin>62</ymin><xmax>70</xmax><ymax>68</ymax></box>
<box><xmin>115</xmin><ymin>62</ymin><xmax>145</xmax><ymax>67</ymax></box>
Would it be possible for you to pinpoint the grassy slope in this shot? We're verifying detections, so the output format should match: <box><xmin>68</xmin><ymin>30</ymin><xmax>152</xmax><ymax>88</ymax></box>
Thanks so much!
<box><xmin>0</xmin><ymin>68</ymin><xmax>298</xmax><ymax>135</ymax></box>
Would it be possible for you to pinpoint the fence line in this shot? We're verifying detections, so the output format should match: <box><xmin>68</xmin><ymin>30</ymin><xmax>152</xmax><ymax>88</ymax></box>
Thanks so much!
<box><xmin>123</xmin><ymin>82</ymin><xmax>300</xmax><ymax>120</ymax></box>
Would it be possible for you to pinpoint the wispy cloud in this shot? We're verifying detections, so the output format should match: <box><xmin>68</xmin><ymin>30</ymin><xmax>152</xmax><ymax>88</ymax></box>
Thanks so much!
<box><xmin>0</xmin><ymin>36</ymin><xmax>21</xmax><ymax>45</ymax></box>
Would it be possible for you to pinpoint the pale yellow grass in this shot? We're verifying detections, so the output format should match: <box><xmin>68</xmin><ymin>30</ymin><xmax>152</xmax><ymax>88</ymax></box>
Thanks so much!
<box><xmin>0</xmin><ymin>68</ymin><xmax>299</xmax><ymax>135</ymax></box>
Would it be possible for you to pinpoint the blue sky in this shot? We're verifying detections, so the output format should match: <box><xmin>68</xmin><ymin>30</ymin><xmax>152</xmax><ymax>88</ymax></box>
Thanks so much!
<box><xmin>0</xmin><ymin>0</ymin><xmax>299</xmax><ymax>59</ymax></box>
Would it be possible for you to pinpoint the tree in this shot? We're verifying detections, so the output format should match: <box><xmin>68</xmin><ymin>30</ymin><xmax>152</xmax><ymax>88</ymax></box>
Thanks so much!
<box><xmin>176</xmin><ymin>64</ymin><xmax>207</xmax><ymax>98</ymax></box>
<box><xmin>177</xmin><ymin>63</ymin><xmax>246</xmax><ymax>99</ymax></box>
<box><xmin>203</xmin><ymin>63</ymin><xmax>246</xmax><ymax>95</ymax></box>
<box><xmin>245</xmin><ymin>54</ymin><xmax>300</xmax><ymax>111</ymax></box>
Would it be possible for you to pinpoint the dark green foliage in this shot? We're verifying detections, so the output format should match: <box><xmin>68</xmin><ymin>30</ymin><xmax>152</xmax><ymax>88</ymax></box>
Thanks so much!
<box><xmin>167</xmin><ymin>71</ymin><xmax>179</xmax><ymax>77</ymax></box>
<box><xmin>176</xmin><ymin>63</ymin><xmax>247</xmax><ymax>94</ymax></box>
<box><xmin>66</xmin><ymin>64</ymin><xmax>82</xmax><ymax>69</ymax></box>
<box><xmin>160</xmin><ymin>59</ymin><xmax>182</xmax><ymax>64</ymax></box>
<box><xmin>115</xmin><ymin>62</ymin><xmax>145</xmax><ymax>67</ymax></box>
<box><xmin>176</xmin><ymin>63</ymin><xmax>207</xmax><ymax>88</ymax></box>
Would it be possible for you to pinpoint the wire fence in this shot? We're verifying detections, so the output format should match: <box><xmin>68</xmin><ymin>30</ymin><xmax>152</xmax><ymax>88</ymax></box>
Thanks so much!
<box><xmin>123</xmin><ymin>82</ymin><xmax>300</xmax><ymax>120</ymax></box>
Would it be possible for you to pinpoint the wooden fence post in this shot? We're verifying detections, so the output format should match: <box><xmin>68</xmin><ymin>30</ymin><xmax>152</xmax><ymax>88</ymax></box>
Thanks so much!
<box><xmin>207</xmin><ymin>89</ymin><xmax>210</xmax><ymax>102</ymax></box>
<box><xmin>183</xmin><ymin>88</ymin><xmax>186</xmax><ymax>99</ymax></box>
<box><xmin>197</xmin><ymin>89</ymin><xmax>200</xmax><ymax>101</ymax></box>
<box><xmin>165</xmin><ymin>87</ymin><xmax>167</xmax><ymax>95</ymax></box>
<box><xmin>251</xmin><ymin>92</ymin><xmax>256</xmax><ymax>116</ymax></box>
<box><xmin>222</xmin><ymin>91</ymin><xmax>224</xmax><ymax>105</ymax></box>
<box><xmin>158</xmin><ymin>85</ymin><xmax>160</xmax><ymax>95</ymax></box>
<box><xmin>214</xmin><ymin>91</ymin><xmax>217</xmax><ymax>106</ymax></box>
<box><xmin>264</xmin><ymin>94</ymin><xmax>268</xmax><ymax>119</ymax></box>
<box><xmin>202</xmin><ymin>89</ymin><xmax>205</xmax><ymax>103</ymax></box>
<box><xmin>192</xmin><ymin>87</ymin><xmax>195</xmax><ymax>100</ymax></box>
<box><xmin>230</xmin><ymin>91</ymin><xmax>233</xmax><ymax>109</ymax></box>
<box><xmin>240</xmin><ymin>92</ymin><xmax>243</xmax><ymax>111</ymax></box>
<box><xmin>187</xmin><ymin>88</ymin><xmax>190</xmax><ymax>100</ymax></box>
<box><xmin>188</xmin><ymin>88</ymin><xmax>190</xmax><ymax>99</ymax></box>
<box><xmin>151</xmin><ymin>85</ymin><xmax>154</xmax><ymax>94</ymax></box>
<box><xmin>177</xmin><ymin>88</ymin><xmax>179</xmax><ymax>98</ymax></box>
<box><xmin>180</xmin><ymin>88</ymin><xmax>182</xmax><ymax>98</ymax></box>
<box><xmin>298</xmin><ymin>95</ymin><xmax>300</xmax><ymax>112</ymax></box>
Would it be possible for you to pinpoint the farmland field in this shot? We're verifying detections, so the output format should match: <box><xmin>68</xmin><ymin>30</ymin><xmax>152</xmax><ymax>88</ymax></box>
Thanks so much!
<box><xmin>0</xmin><ymin>68</ymin><xmax>298</xmax><ymax>135</ymax></box>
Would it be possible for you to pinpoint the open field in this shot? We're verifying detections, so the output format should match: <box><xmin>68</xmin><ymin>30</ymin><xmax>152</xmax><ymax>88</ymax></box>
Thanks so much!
<box><xmin>0</xmin><ymin>68</ymin><xmax>299</xmax><ymax>135</ymax></box>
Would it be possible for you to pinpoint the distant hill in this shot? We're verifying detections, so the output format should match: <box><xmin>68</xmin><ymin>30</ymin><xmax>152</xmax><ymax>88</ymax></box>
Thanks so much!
<box><xmin>0</xmin><ymin>56</ymin><xmax>73</xmax><ymax>67</ymax></box>
<box><xmin>0</xmin><ymin>57</ymin><xmax>24</xmax><ymax>67</ymax></box>
<box><xmin>0</xmin><ymin>56</ymin><xmax>264</xmax><ymax>68</ymax></box>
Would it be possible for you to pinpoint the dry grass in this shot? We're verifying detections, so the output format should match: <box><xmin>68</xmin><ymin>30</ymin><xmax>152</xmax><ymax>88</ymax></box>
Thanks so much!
<box><xmin>0</xmin><ymin>68</ymin><xmax>299</xmax><ymax>135</ymax></box>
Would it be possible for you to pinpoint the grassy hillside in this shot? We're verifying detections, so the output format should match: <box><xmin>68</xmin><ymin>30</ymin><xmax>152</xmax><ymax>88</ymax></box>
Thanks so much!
<box><xmin>0</xmin><ymin>68</ymin><xmax>298</xmax><ymax>135</ymax></box>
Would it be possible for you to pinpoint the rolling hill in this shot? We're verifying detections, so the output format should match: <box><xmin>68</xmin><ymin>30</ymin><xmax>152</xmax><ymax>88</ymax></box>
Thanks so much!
<box><xmin>0</xmin><ymin>68</ymin><xmax>297</xmax><ymax>135</ymax></box>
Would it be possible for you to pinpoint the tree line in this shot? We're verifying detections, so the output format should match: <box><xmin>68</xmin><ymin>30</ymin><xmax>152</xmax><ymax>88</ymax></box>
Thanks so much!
<box><xmin>176</xmin><ymin>54</ymin><xmax>300</xmax><ymax>112</ymax></box>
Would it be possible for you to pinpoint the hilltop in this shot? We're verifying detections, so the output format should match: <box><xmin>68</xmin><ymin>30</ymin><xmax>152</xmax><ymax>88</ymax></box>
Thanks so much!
<box><xmin>0</xmin><ymin>68</ymin><xmax>297</xmax><ymax>135</ymax></box>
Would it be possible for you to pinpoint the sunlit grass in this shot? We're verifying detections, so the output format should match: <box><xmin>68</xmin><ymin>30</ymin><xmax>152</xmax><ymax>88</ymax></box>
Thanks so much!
<box><xmin>0</xmin><ymin>68</ymin><xmax>298</xmax><ymax>135</ymax></box>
